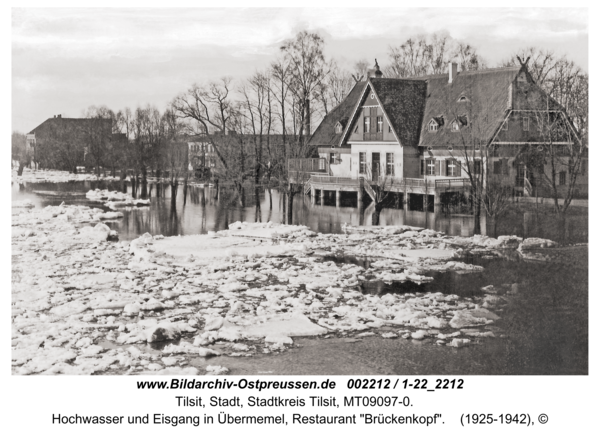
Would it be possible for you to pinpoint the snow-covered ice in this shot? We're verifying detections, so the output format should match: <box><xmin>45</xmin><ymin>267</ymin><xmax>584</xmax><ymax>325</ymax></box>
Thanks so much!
<box><xmin>13</xmin><ymin>205</ymin><xmax>543</xmax><ymax>375</ymax></box>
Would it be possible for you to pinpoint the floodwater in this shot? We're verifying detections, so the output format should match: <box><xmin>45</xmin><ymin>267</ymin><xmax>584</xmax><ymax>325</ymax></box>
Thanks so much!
<box><xmin>11</xmin><ymin>180</ymin><xmax>588</xmax><ymax>375</ymax></box>
<box><xmin>11</xmin><ymin>180</ymin><xmax>588</xmax><ymax>244</ymax></box>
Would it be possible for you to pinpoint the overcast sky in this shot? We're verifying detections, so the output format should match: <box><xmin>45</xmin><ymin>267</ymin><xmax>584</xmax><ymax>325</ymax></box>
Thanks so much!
<box><xmin>12</xmin><ymin>7</ymin><xmax>588</xmax><ymax>133</ymax></box>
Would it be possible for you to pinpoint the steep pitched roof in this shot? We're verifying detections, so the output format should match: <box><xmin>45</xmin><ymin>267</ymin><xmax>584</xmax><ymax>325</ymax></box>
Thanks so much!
<box><xmin>413</xmin><ymin>66</ymin><xmax>521</xmax><ymax>147</ymax></box>
<box><xmin>308</xmin><ymin>81</ymin><xmax>366</xmax><ymax>147</ymax></box>
<box><xmin>29</xmin><ymin>117</ymin><xmax>112</xmax><ymax>135</ymax></box>
<box><xmin>368</xmin><ymin>78</ymin><xmax>428</xmax><ymax>148</ymax></box>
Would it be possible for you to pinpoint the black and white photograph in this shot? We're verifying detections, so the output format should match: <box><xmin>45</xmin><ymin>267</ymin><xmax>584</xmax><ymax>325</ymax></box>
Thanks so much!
<box><xmin>11</xmin><ymin>6</ymin><xmax>588</xmax><ymax>382</ymax></box>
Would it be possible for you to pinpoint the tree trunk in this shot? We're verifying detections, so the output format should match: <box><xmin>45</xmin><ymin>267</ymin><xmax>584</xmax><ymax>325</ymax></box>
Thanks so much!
<box><xmin>286</xmin><ymin>187</ymin><xmax>294</xmax><ymax>225</ymax></box>
<box><xmin>473</xmin><ymin>200</ymin><xmax>481</xmax><ymax>235</ymax></box>
<box><xmin>183</xmin><ymin>170</ymin><xmax>189</xmax><ymax>206</ymax></box>
<box><xmin>557</xmin><ymin>212</ymin><xmax>567</xmax><ymax>244</ymax></box>
<box><xmin>171</xmin><ymin>183</ymin><xmax>178</xmax><ymax>208</ymax></box>
<box><xmin>235</xmin><ymin>182</ymin><xmax>245</xmax><ymax>207</ymax></box>
<box><xmin>268</xmin><ymin>188</ymin><xmax>272</xmax><ymax>210</ymax></box>
<box><xmin>255</xmin><ymin>186</ymin><xmax>262</xmax><ymax>222</ymax></box>
<box><xmin>131</xmin><ymin>176</ymin><xmax>137</xmax><ymax>198</ymax></box>
<box><xmin>72</xmin><ymin>165</ymin><xmax>78</xmax><ymax>174</ymax></box>
<box><xmin>214</xmin><ymin>179</ymin><xmax>219</xmax><ymax>200</ymax></box>
<box><xmin>17</xmin><ymin>162</ymin><xmax>24</xmax><ymax>176</ymax></box>
<box><xmin>372</xmin><ymin>203</ymin><xmax>384</xmax><ymax>226</ymax></box>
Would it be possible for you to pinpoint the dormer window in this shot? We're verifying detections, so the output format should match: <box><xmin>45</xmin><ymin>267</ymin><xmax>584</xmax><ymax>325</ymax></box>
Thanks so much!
<box><xmin>428</xmin><ymin>119</ymin><xmax>438</xmax><ymax>132</ymax></box>
<box><xmin>457</xmin><ymin>95</ymin><xmax>469</xmax><ymax>103</ymax></box>
<box><xmin>335</xmin><ymin>122</ymin><xmax>343</xmax><ymax>134</ymax></box>
<box><xmin>451</xmin><ymin>121</ymin><xmax>460</xmax><ymax>132</ymax></box>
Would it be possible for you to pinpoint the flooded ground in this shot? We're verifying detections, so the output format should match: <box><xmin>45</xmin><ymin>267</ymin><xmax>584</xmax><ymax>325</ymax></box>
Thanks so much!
<box><xmin>12</xmin><ymin>180</ymin><xmax>588</xmax><ymax>243</ymax></box>
<box><xmin>11</xmin><ymin>177</ymin><xmax>588</xmax><ymax>376</ymax></box>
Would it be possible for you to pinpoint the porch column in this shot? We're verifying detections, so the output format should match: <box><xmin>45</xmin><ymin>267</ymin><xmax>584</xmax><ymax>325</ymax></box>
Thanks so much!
<box><xmin>311</xmin><ymin>185</ymin><xmax>315</xmax><ymax>205</ymax></box>
<box><xmin>336</xmin><ymin>190</ymin><xmax>341</xmax><ymax>208</ymax></box>
<box><xmin>319</xmin><ymin>190</ymin><xmax>324</xmax><ymax>206</ymax></box>
<box><xmin>357</xmin><ymin>189</ymin><xmax>363</xmax><ymax>208</ymax></box>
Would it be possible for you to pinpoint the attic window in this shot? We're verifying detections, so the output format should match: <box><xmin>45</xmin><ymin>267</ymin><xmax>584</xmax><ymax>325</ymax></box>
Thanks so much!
<box><xmin>370</xmin><ymin>93</ymin><xmax>375</xmax><ymax>100</ymax></box>
<box><xmin>458</xmin><ymin>96</ymin><xmax>468</xmax><ymax>102</ymax></box>
<box><xmin>517</xmin><ymin>72</ymin><xmax>527</xmax><ymax>82</ymax></box>
<box><xmin>428</xmin><ymin>119</ymin><xmax>438</xmax><ymax>132</ymax></box>
<box><xmin>451</xmin><ymin>121</ymin><xmax>460</xmax><ymax>132</ymax></box>
<box><xmin>335</xmin><ymin>123</ymin><xmax>343</xmax><ymax>134</ymax></box>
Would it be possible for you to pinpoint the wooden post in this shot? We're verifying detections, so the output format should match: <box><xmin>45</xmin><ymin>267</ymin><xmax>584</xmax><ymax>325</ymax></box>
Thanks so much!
<box><xmin>319</xmin><ymin>189</ymin><xmax>324</xmax><ymax>206</ymax></box>
<box><xmin>336</xmin><ymin>190</ymin><xmax>341</xmax><ymax>208</ymax></box>
<box><xmin>357</xmin><ymin>177</ymin><xmax>364</xmax><ymax>208</ymax></box>
<box><xmin>311</xmin><ymin>185</ymin><xmax>316</xmax><ymax>205</ymax></box>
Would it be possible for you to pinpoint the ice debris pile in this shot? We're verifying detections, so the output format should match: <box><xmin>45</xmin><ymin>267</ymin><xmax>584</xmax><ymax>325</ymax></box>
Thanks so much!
<box><xmin>12</xmin><ymin>210</ymin><xmax>559</xmax><ymax>375</ymax></box>
<box><xmin>86</xmin><ymin>189</ymin><xmax>150</xmax><ymax>209</ymax></box>
<box><xmin>13</xmin><ymin>168</ymin><xmax>118</xmax><ymax>184</ymax></box>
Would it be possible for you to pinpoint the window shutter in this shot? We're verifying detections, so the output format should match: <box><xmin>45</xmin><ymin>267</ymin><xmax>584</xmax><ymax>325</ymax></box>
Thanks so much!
<box><xmin>502</xmin><ymin>158</ymin><xmax>509</xmax><ymax>175</ymax></box>
<box><xmin>456</xmin><ymin>160</ymin><xmax>461</xmax><ymax>177</ymax></box>
<box><xmin>439</xmin><ymin>160</ymin><xmax>445</xmax><ymax>176</ymax></box>
<box><xmin>421</xmin><ymin>160</ymin><xmax>425</xmax><ymax>175</ymax></box>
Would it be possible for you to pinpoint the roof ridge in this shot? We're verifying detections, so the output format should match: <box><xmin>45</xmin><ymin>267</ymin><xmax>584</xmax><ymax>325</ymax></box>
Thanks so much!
<box><xmin>406</xmin><ymin>65</ymin><xmax>521</xmax><ymax>80</ymax></box>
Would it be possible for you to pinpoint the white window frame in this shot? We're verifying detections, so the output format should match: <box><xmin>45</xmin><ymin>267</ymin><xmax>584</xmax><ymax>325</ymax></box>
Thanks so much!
<box><xmin>426</xmin><ymin>159</ymin><xmax>436</xmax><ymax>175</ymax></box>
<box><xmin>359</xmin><ymin>152</ymin><xmax>366</xmax><ymax>174</ymax></box>
<box><xmin>428</xmin><ymin>120</ymin><xmax>438</xmax><ymax>132</ymax></box>
<box><xmin>386</xmin><ymin>153</ymin><xmax>394</xmax><ymax>176</ymax></box>
<box><xmin>377</xmin><ymin>116</ymin><xmax>383</xmax><ymax>133</ymax></box>
<box><xmin>447</xmin><ymin>159</ymin><xmax>458</xmax><ymax>177</ymax></box>
<box><xmin>364</xmin><ymin>117</ymin><xmax>371</xmax><ymax>133</ymax></box>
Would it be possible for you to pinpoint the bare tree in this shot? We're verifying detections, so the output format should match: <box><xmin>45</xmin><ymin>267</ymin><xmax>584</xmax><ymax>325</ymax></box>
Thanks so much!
<box><xmin>453</xmin><ymin>42</ymin><xmax>484</xmax><ymax>71</ymax></box>
<box><xmin>12</xmin><ymin>131</ymin><xmax>32</xmax><ymax>176</ymax></box>
<box><xmin>385</xmin><ymin>33</ymin><xmax>483</xmax><ymax>78</ymax></box>
<box><xmin>239</xmin><ymin>71</ymin><xmax>274</xmax><ymax>185</ymax></box>
<box><xmin>352</xmin><ymin>58</ymin><xmax>370</xmax><ymax>82</ymax></box>
<box><xmin>280</xmin><ymin>31</ymin><xmax>330</xmax><ymax>144</ymax></box>
<box><xmin>161</xmin><ymin>108</ymin><xmax>188</xmax><ymax>208</ymax></box>
<box><xmin>83</xmin><ymin>105</ymin><xmax>114</xmax><ymax>177</ymax></box>
<box><xmin>499</xmin><ymin>47</ymin><xmax>558</xmax><ymax>86</ymax></box>
<box><xmin>524</xmin><ymin>109</ymin><xmax>585</xmax><ymax>216</ymax></box>
<box><xmin>172</xmin><ymin>77</ymin><xmax>234</xmax><ymax>174</ymax></box>
<box><xmin>385</xmin><ymin>37</ymin><xmax>431</xmax><ymax>78</ymax></box>
<box><xmin>316</xmin><ymin>59</ymin><xmax>354</xmax><ymax>113</ymax></box>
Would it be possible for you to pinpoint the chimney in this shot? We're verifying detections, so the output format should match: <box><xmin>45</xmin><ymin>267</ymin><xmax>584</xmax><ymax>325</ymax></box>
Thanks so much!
<box><xmin>57</xmin><ymin>114</ymin><xmax>62</xmax><ymax>118</ymax></box>
<box><xmin>368</xmin><ymin>59</ymin><xmax>383</xmax><ymax>79</ymax></box>
<box><xmin>448</xmin><ymin>62</ymin><xmax>458</xmax><ymax>84</ymax></box>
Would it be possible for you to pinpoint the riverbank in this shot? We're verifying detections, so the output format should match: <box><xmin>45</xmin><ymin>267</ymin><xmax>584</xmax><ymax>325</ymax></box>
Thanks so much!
<box><xmin>12</xmin><ymin>197</ymin><xmax>586</xmax><ymax>375</ymax></box>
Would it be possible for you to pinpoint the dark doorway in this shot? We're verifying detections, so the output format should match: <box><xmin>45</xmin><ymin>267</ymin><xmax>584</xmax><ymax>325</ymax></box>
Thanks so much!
<box><xmin>372</xmin><ymin>152</ymin><xmax>380</xmax><ymax>181</ymax></box>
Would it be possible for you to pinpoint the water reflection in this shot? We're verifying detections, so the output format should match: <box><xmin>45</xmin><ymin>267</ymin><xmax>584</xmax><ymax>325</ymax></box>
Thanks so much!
<box><xmin>11</xmin><ymin>180</ymin><xmax>587</xmax><ymax>243</ymax></box>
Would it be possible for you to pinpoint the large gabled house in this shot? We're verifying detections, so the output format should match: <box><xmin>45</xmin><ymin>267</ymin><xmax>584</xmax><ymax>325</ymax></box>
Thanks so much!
<box><xmin>307</xmin><ymin>60</ymin><xmax>586</xmax><ymax>207</ymax></box>
<box><xmin>27</xmin><ymin>115</ymin><xmax>113</xmax><ymax>171</ymax></box>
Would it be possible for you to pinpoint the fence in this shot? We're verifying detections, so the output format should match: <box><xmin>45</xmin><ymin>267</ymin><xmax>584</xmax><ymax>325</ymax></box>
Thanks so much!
<box><xmin>287</xmin><ymin>158</ymin><xmax>328</xmax><ymax>173</ymax></box>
